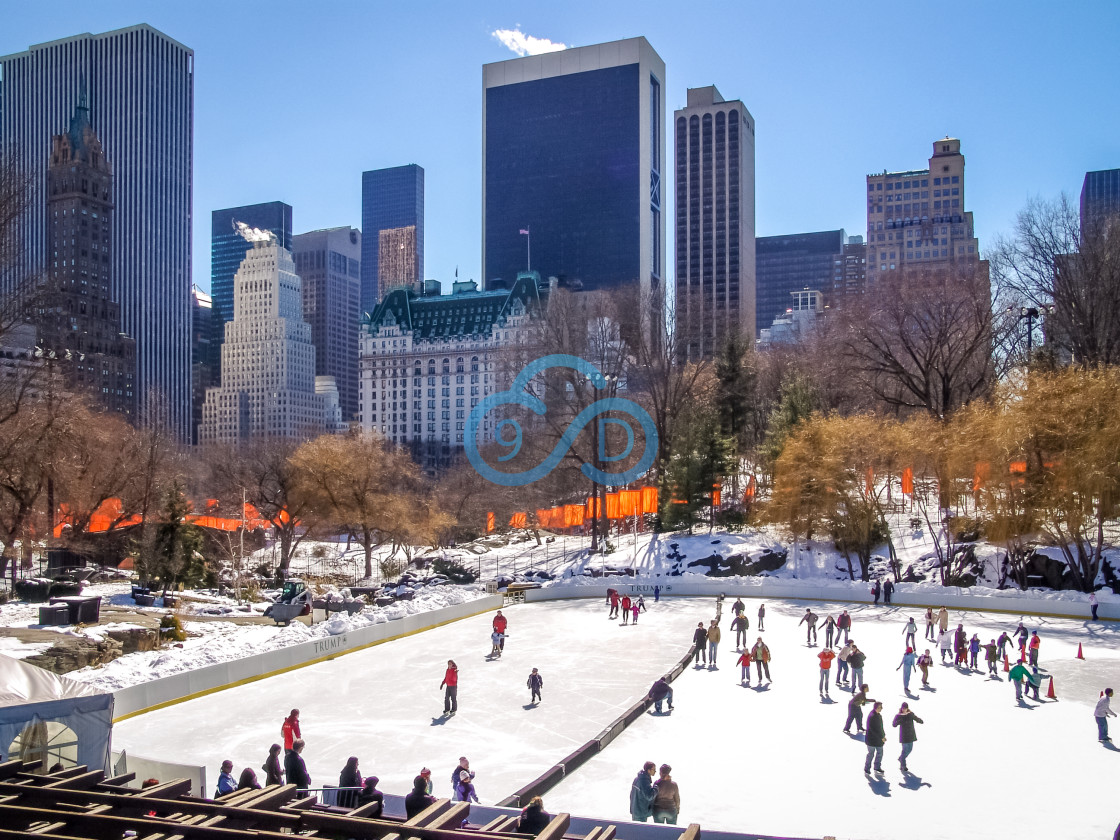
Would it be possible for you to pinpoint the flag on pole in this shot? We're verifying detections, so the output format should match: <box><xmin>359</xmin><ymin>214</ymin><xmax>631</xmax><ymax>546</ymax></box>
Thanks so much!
<box><xmin>519</xmin><ymin>228</ymin><xmax>529</xmax><ymax>235</ymax></box>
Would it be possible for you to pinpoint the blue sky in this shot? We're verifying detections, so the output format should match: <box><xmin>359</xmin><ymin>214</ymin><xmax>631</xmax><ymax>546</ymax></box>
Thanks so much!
<box><xmin>3</xmin><ymin>0</ymin><xmax>1118</xmax><ymax>294</ymax></box>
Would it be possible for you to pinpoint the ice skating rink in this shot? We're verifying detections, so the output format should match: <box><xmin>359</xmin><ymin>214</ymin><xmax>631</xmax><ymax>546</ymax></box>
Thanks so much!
<box><xmin>114</xmin><ymin>596</ymin><xmax>1120</xmax><ymax>840</ymax></box>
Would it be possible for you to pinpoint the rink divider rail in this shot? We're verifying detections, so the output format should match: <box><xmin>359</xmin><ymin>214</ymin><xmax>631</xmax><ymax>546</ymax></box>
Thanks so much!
<box><xmin>522</xmin><ymin>579</ymin><xmax>1116</xmax><ymax>621</ymax></box>
<box><xmin>111</xmin><ymin>595</ymin><xmax>504</xmax><ymax>722</ymax></box>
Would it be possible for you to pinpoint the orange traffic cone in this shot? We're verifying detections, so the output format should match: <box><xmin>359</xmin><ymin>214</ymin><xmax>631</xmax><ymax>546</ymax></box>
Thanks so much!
<box><xmin>1047</xmin><ymin>676</ymin><xmax>1057</xmax><ymax>700</ymax></box>
<box><xmin>1003</xmin><ymin>653</ymin><xmax>1010</xmax><ymax>672</ymax></box>
<box><xmin>1077</xmin><ymin>643</ymin><xmax>1085</xmax><ymax>660</ymax></box>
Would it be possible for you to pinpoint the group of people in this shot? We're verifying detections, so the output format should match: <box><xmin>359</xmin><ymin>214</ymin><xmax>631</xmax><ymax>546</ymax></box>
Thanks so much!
<box><xmin>629</xmin><ymin>761</ymin><xmax>680</xmax><ymax>824</ymax></box>
<box><xmin>607</xmin><ymin>589</ymin><xmax>647</xmax><ymax>625</ymax></box>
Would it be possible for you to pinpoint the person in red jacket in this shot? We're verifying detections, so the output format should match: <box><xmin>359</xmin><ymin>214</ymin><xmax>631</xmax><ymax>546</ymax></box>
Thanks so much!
<box><xmin>608</xmin><ymin>590</ymin><xmax>620</xmax><ymax>619</ymax></box>
<box><xmin>621</xmin><ymin>595</ymin><xmax>632</xmax><ymax>625</ymax></box>
<box><xmin>817</xmin><ymin>648</ymin><xmax>837</xmax><ymax>698</ymax></box>
<box><xmin>493</xmin><ymin>611</ymin><xmax>508</xmax><ymax>651</ymax></box>
<box><xmin>281</xmin><ymin>709</ymin><xmax>301</xmax><ymax>753</ymax></box>
<box><xmin>440</xmin><ymin>660</ymin><xmax>459</xmax><ymax>715</ymax></box>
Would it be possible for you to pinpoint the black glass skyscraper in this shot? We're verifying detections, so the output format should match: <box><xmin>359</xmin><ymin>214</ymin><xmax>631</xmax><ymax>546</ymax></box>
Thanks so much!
<box><xmin>360</xmin><ymin>164</ymin><xmax>424</xmax><ymax>314</ymax></box>
<box><xmin>483</xmin><ymin>38</ymin><xmax>665</xmax><ymax>308</ymax></box>
<box><xmin>1081</xmin><ymin>169</ymin><xmax>1120</xmax><ymax>236</ymax></box>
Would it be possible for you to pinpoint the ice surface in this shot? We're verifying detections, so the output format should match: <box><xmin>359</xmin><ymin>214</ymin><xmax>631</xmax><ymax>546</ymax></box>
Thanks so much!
<box><xmin>112</xmin><ymin>595</ymin><xmax>1120</xmax><ymax>840</ymax></box>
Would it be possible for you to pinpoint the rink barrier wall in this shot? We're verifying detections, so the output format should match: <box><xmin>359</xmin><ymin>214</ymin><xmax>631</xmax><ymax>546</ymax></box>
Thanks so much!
<box><xmin>111</xmin><ymin>595</ymin><xmax>504</xmax><ymax>721</ymax></box>
<box><xmin>523</xmin><ymin>579</ymin><xmax>1116</xmax><ymax>621</ymax></box>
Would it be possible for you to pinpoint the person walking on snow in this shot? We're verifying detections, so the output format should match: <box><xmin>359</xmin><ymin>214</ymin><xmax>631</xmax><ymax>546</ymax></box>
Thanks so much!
<box><xmin>1095</xmin><ymin>688</ymin><xmax>1116</xmax><ymax>742</ymax></box>
<box><xmin>692</xmin><ymin>622</ymin><xmax>708</xmax><ymax>665</ymax></box>
<box><xmin>917</xmin><ymin>649</ymin><xmax>933</xmax><ymax>686</ymax></box>
<box><xmin>969</xmin><ymin>634</ymin><xmax>981</xmax><ymax>670</ymax></box>
<box><xmin>731</xmin><ymin>612</ymin><xmax>749</xmax><ymax>649</ymax></box>
<box><xmin>892</xmin><ymin>703</ymin><xmax>923</xmax><ymax>773</ymax></box>
<box><xmin>440</xmin><ymin>660</ymin><xmax>459</xmax><ymax>715</ymax></box>
<box><xmin>527</xmin><ymin>668</ymin><xmax>543</xmax><ymax>704</ymax></box>
<box><xmin>758</xmin><ymin>603</ymin><xmax>766</xmax><ymax>631</ymax></box>
<box><xmin>837</xmin><ymin>641</ymin><xmax>854</xmax><ymax>685</ymax></box>
<box><xmin>903</xmin><ymin>617</ymin><xmax>917</xmax><ymax>649</ymax></box>
<box><xmin>736</xmin><ymin>648</ymin><xmax>753</xmax><ymax>686</ymax></box>
<box><xmin>629</xmin><ymin>762</ymin><xmax>657</xmax><ymax>822</ymax></box>
<box><xmin>818</xmin><ymin>647</ymin><xmax>837</xmax><ymax>697</ymax></box>
<box><xmin>848</xmin><ymin>644</ymin><xmax>866</xmax><ymax>692</ymax></box>
<box><xmin>821</xmin><ymin>614</ymin><xmax>837</xmax><ymax>648</ymax></box>
<box><xmin>706</xmin><ymin>620</ymin><xmax>722</xmax><ymax>667</ymax></box>
<box><xmin>493</xmin><ymin>610</ymin><xmax>508</xmax><ymax>651</ymax></box>
<box><xmin>799</xmin><ymin>609</ymin><xmax>819</xmax><ymax>645</ymax></box>
<box><xmin>837</xmin><ymin>610</ymin><xmax>851</xmax><ymax>644</ymax></box>
<box><xmin>864</xmin><ymin>702</ymin><xmax>886</xmax><ymax>775</ymax></box>
<box><xmin>282</xmin><ymin>709</ymin><xmax>301</xmax><ymax>753</ymax></box>
<box><xmin>924</xmin><ymin>607</ymin><xmax>936</xmax><ymax>641</ymax></box>
<box><xmin>897</xmin><ymin>647</ymin><xmax>916</xmax><ymax>693</ymax></box>
<box><xmin>1029</xmin><ymin>631</ymin><xmax>1041</xmax><ymax>667</ymax></box>
<box><xmin>844</xmin><ymin>684</ymin><xmax>875</xmax><ymax>734</ymax></box>
<box><xmin>752</xmin><ymin>638</ymin><xmax>772</xmax><ymax>682</ymax></box>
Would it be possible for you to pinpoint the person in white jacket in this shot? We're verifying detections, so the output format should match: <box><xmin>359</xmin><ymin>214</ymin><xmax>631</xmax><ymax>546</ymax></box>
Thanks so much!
<box><xmin>1095</xmin><ymin>688</ymin><xmax>1115</xmax><ymax>742</ymax></box>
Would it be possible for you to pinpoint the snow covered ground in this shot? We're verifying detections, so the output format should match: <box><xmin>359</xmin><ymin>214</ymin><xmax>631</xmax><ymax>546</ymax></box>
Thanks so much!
<box><xmin>112</xmin><ymin>595</ymin><xmax>1120</xmax><ymax>840</ymax></box>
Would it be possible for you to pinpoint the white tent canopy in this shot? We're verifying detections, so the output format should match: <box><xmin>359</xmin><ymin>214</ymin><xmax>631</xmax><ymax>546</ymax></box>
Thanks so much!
<box><xmin>0</xmin><ymin>654</ymin><xmax>113</xmax><ymax>772</ymax></box>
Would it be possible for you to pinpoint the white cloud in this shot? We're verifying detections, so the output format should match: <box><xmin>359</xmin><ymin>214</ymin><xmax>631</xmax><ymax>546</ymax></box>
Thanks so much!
<box><xmin>491</xmin><ymin>28</ymin><xmax>568</xmax><ymax>57</ymax></box>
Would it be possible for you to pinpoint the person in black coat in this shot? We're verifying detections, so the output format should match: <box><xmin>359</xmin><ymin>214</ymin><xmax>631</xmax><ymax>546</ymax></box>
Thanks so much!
<box><xmin>405</xmin><ymin>774</ymin><xmax>436</xmax><ymax>818</ymax></box>
<box><xmin>891</xmin><ymin>702</ymin><xmax>924</xmax><ymax>773</ymax></box>
<box><xmin>883</xmin><ymin>579</ymin><xmax>894</xmax><ymax>604</ymax></box>
<box><xmin>691</xmin><ymin>622</ymin><xmax>707</xmax><ymax>665</ymax></box>
<box><xmin>338</xmin><ymin>756</ymin><xmax>362</xmax><ymax>808</ymax></box>
<box><xmin>284</xmin><ymin>739</ymin><xmax>311</xmax><ymax>798</ymax></box>
<box><xmin>518</xmin><ymin>795</ymin><xmax>551</xmax><ymax>834</ymax></box>
<box><xmin>262</xmin><ymin>743</ymin><xmax>284</xmax><ymax>786</ymax></box>
<box><xmin>357</xmin><ymin>776</ymin><xmax>384</xmax><ymax>817</ymax></box>
<box><xmin>864</xmin><ymin>702</ymin><xmax>886</xmax><ymax>774</ymax></box>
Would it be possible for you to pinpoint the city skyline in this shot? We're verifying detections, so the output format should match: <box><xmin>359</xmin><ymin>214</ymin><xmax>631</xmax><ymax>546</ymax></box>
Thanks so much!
<box><xmin>1</xmin><ymin>1</ymin><xmax>1117</xmax><ymax>299</ymax></box>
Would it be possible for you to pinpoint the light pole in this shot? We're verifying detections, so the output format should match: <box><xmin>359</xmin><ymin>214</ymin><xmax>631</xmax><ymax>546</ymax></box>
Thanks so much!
<box><xmin>1008</xmin><ymin>304</ymin><xmax>1055</xmax><ymax>361</ymax></box>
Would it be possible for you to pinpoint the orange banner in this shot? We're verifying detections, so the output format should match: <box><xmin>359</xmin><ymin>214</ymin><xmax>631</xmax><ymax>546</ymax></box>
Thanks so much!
<box><xmin>586</xmin><ymin>496</ymin><xmax>602</xmax><ymax>519</ymax></box>
<box><xmin>509</xmin><ymin>512</ymin><xmax>527</xmax><ymax>529</ymax></box>
<box><xmin>744</xmin><ymin>476</ymin><xmax>756</xmax><ymax>503</ymax></box>
<box><xmin>865</xmin><ymin>467</ymin><xmax>874</xmax><ymax>494</ymax></box>
<box><xmin>712</xmin><ymin>489</ymin><xmax>721</xmax><ymax>507</ymax></box>
<box><xmin>606</xmin><ymin>492</ymin><xmax>621</xmax><ymax>520</ymax></box>
<box><xmin>486</xmin><ymin>512</ymin><xmax>495</xmax><ymax>533</ymax></box>
<box><xmin>563</xmin><ymin>504</ymin><xmax>585</xmax><ymax>527</ymax></box>
<box><xmin>901</xmin><ymin>467</ymin><xmax>914</xmax><ymax>495</ymax></box>
<box><xmin>973</xmin><ymin>462</ymin><xmax>990</xmax><ymax>492</ymax></box>
<box><xmin>641</xmin><ymin>485</ymin><xmax>659</xmax><ymax>514</ymax></box>
<box><xmin>619</xmin><ymin>489</ymin><xmax>640</xmax><ymax>516</ymax></box>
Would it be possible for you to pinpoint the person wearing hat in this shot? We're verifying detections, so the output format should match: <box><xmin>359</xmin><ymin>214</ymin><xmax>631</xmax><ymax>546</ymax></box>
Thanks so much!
<box><xmin>451</xmin><ymin>757</ymin><xmax>474</xmax><ymax>793</ymax></box>
<box><xmin>455</xmin><ymin>769</ymin><xmax>479</xmax><ymax>803</ymax></box>
<box><xmin>358</xmin><ymin>776</ymin><xmax>384</xmax><ymax>816</ymax></box>
<box><xmin>891</xmin><ymin>702</ymin><xmax>923</xmax><ymax>774</ymax></box>
<box><xmin>418</xmin><ymin>767</ymin><xmax>433</xmax><ymax>794</ymax></box>
<box><xmin>651</xmin><ymin>764</ymin><xmax>680</xmax><ymax>824</ymax></box>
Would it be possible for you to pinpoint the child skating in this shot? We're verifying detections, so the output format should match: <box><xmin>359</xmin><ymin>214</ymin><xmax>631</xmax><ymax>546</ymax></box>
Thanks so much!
<box><xmin>736</xmin><ymin>648</ymin><xmax>752</xmax><ymax>686</ymax></box>
<box><xmin>526</xmin><ymin>668</ymin><xmax>543</xmax><ymax>704</ymax></box>
<box><xmin>490</xmin><ymin>630</ymin><xmax>505</xmax><ymax>658</ymax></box>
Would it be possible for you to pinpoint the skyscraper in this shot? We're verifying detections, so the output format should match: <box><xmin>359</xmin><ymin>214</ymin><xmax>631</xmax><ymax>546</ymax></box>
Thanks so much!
<box><xmin>866</xmin><ymin>138</ymin><xmax>980</xmax><ymax>284</ymax></box>
<box><xmin>292</xmin><ymin>226</ymin><xmax>361</xmax><ymax>421</ymax></box>
<box><xmin>211</xmin><ymin>202</ymin><xmax>293</xmax><ymax>341</ymax></box>
<box><xmin>755</xmin><ymin>230</ymin><xmax>847</xmax><ymax>336</ymax></box>
<box><xmin>38</xmin><ymin>96</ymin><xmax>136</xmax><ymax>418</ymax></box>
<box><xmin>0</xmin><ymin>24</ymin><xmax>194</xmax><ymax>435</ymax></box>
<box><xmin>190</xmin><ymin>286</ymin><xmax>214</xmax><ymax>444</ymax></box>
<box><xmin>199</xmin><ymin>228</ymin><xmax>326</xmax><ymax>445</ymax></box>
<box><xmin>360</xmin><ymin>165</ymin><xmax>423</xmax><ymax>313</ymax></box>
<box><xmin>674</xmin><ymin>85</ymin><xmax>755</xmax><ymax>358</ymax></box>
<box><xmin>483</xmin><ymin>37</ymin><xmax>666</xmax><ymax>310</ymax></box>
<box><xmin>1080</xmin><ymin>169</ymin><xmax>1120</xmax><ymax>236</ymax></box>
<box><xmin>378</xmin><ymin>226</ymin><xmax>418</xmax><ymax>298</ymax></box>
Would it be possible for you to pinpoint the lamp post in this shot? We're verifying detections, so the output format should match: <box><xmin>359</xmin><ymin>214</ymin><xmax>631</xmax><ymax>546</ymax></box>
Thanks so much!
<box><xmin>1008</xmin><ymin>304</ymin><xmax>1055</xmax><ymax>361</ymax></box>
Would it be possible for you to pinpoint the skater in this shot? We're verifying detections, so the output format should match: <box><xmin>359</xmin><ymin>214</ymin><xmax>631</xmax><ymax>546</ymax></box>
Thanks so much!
<box><xmin>969</xmin><ymin>634</ymin><xmax>981</xmax><ymax>670</ymax></box>
<box><xmin>883</xmin><ymin>579</ymin><xmax>894</xmax><ymax>604</ymax></box>
<box><xmin>837</xmin><ymin>609</ymin><xmax>851</xmax><ymax>644</ymax></box>
<box><xmin>736</xmin><ymin>647</ymin><xmax>753</xmax><ymax>686</ymax></box>
<box><xmin>632</xmin><ymin>602</ymin><xmax>640</xmax><ymax>624</ymax></box>
<box><xmin>609</xmin><ymin>590</ymin><xmax>620</xmax><ymax>619</ymax></box>
<box><xmin>284</xmin><ymin>740</ymin><xmax>311</xmax><ymax>797</ymax></box>
<box><xmin>637</xmin><ymin>595</ymin><xmax>647</xmax><ymax>612</ymax></box>
<box><xmin>493</xmin><ymin>610</ymin><xmax>508</xmax><ymax>651</ymax></box>
<box><xmin>629</xmin><ymin>762</ymin><xmax>657</xmax><ymax>822</ymax></box>
<box><xmin>450</xmin><ymin>757</ymin><xmax>474</xmax><ymax>793</ymax></box>
<box><xmin>621</xmin><ymin>595</ymin><xmax>632</xmax><ymax>625</ymax></box>
<box><xmin>282</xmin><ymin>709</ymin><xmax>301</xmax><ymax>753</ymax></box>
<box><xmin>864</xmin><ymin>702</ymin><xmax>886</xmax><ymax>775</ymax></box>
<box><xmin>821</xmin><ymin>614</ymin><xmax>837</xmax><ymax>648</ymax></box>
<box><xmin>954</xmin><ymin>624</ymin><xmax>968</xmax><ymax>667</ymax></box>
<box><xmin>837</xmin><ymin>640</ymin><xmax>854</xmax><ymax>685</ymax></box>
<box><xmin>338</xmin><ymin>756</ymin><xmax>362</xmax><ymax>808</ymax></box>
<box><xmin>707</xmin><ymin>620</ymin><xmax>722</xmax><ymax>667</ymax></box>
<box><xmin>653</xmin><ymin>586</ymin><xmax>660</xmax><ymax>603</ymax></box>
<box><xmin>871</xmin><ymin>580</ymin><xmax>881</xmax><ymax>605</ymax></box>
<box><xmin>1090</xmin><ymin>591</ymin><xmax>1099</xmax><ymax>620</ymax></box>
<box><xmin>758</xmin><ymin>603</ymin><xmax>766</xmax><ymax>631</ymax></box>
<box><xmin>892</xmin><ymin>703</ymin><xmax>923</xmax><ymax>773</ymax></box>
<box><xmin>751</xmin><ymin>637</ymin><xmax>772</xmax><ymax>682</ymax></box>
<box><xmin>799</xmin><ymin>608</ymin><xmax>819</xmax><ymax>645</ymax></box>
<box><xmin>692</xmin><ymin>622</ymin><xmax>708</xmax><ymax>665</ymax></box>
<box><xmin>527</xmin><ymin>668</ymin><xmax>543</xmax><ymax>704</ymax></box>
<box><xmin>262</xmin><ymin>744</ymin><xmax>284</xmax><ymax>786</ymax></box>
<box><xmin>646</xmin><ymin>677</ymin><xmax>674</xmax><ymax>713</ymax></box>
<box><xmin>938</xmin><ymin>631</ymin><xmax>953</xmax><ymax>663</ymax></box>
<box><xmin>848</xmin><ymin>643</ymin><xmax>866</xmax><ymax>692</ymax></box>
<box><xmin>917</xmin><ymin>649</ymin><xmax>933</xmax><ymax>686</ymax></box>
<box><xmin>997</xmin><ymin>630</ymin><xmax>1016</xmax><ymax>659</ymax></box>
<box><xmin>818</xmin><ymin>646</ymin><xmax>837</xmax><ymax>697</ymax></box>
<box><xmin>1015</xmin><ymin>621</ymin><xmax>1029</xmax><ymax>656</ymax></box>
<box><xmin>731</xmin><ymin>611</ymin><xmax>750</xmax><ymax>649</ymax></box>
<box><xmin>1009</xmin><ymin>661</ymin><xmax>1031</xmax><ymax>702</ymax></box>
<box><xmin>518</xmin><ymin>796</ymin><xmax>551</xmax><ymax>835</ymax></box>
<box><xmin>652</xmin><ymin>764</ymin><xmax>680</xmax><ymax>825</ymax></box>
<box><xmin>216</xmin><ymin>760</ymin><xmax>236</xmax><ymax>797</ymax></box>
<box><xmin>490</xmin><ymin>629</ymin><xmax>505</xmax><ymax>658</ymax></box>
<box><xmin>405</xmin><ymin>775</ymin><xmax>436</xmax><ymax>818</ymax></box>
<box><xmin>1025</xmin><ymin>667</ymin><xmax>1043</xmax><ymax>701</ymax></box>
<box><xmin>896</xmin><ymin>647</ymin><xmax>916</xmax><ymax>693</ymax></box>
<box><xmin>982</xmin><ymin>639</ymin><xmax>1000</xmax><ymax>676</ymax></box>
<box><xmin>440</xmin><ymin>660</ymin><xmax>459</xmax><ymax>715</ymax></box>
<box><xmin>937</xmin><ymin>606</ymin><xmax>949</xmax><ymax>634</ymax></box>
<box><xmin>903</xmin><ymin>617</ymin><xmax>918</xmax><ymax>649</ymax></box>
<box><xmin>924</xmin><ymin>607</ymin><xmax>936</xmax><ymax>641</ymax></box>
<box><xmin>455</xmin><ymin>770</ymin><xmax>480</xmax><ymax>803</ymax></box>
<box><xmin>844</xmin><ymin>684</ymin><xmax>875</xmax><ymax>734</ymax></box>
<box><xmin>1029</xmin><ymin>631</ymin><xmax>1041</xmax><ymax>667</ymax></box>
<box><xmin>732</xmin><ymin>597</ymin><xmax>745</xmax><ymax>616</ymax></box>
<box><xmin>1096</xmin><ymin>688</ymin><xmax>1115</xmax><ymax>742</ymax></box>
